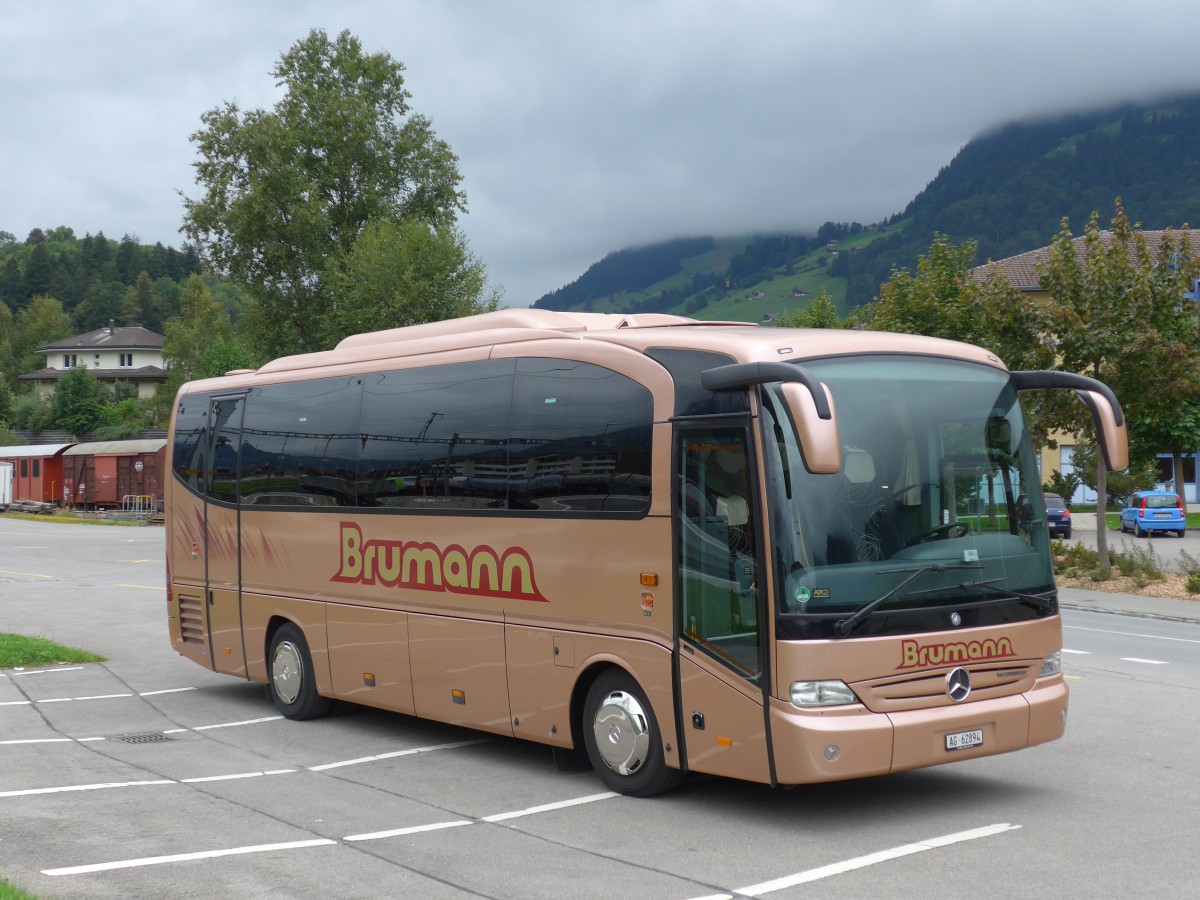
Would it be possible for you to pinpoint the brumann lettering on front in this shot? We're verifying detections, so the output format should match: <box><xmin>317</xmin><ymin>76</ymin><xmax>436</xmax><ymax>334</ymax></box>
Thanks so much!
<box><xmin>898</xmin><ymin>637</ymin><xmax>1015</xmax><ymax>669</ymax></box>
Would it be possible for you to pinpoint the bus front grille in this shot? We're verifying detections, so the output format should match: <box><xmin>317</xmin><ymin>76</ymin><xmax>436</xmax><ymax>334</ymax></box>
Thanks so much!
<box><xmin>854</xmin><ymin>662</ymin><xmax>1037</xmax><ymax>713</ymax></box>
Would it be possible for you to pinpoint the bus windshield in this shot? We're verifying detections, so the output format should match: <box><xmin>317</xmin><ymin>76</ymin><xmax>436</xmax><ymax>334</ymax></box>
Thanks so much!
<box><xmin>762</xmin><ymin>355</ymin><xmax>1055</xmax><ymax>639</ymax></box>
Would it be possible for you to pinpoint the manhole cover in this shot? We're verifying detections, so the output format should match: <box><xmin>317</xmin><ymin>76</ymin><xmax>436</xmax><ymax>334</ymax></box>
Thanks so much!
<box><xmin>112</xmin><ymin>732</ymin><xmax>175</xmax><ymax>744</ymax></box>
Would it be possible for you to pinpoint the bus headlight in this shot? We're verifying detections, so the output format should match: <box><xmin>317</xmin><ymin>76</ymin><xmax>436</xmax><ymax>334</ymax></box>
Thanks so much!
<box><xmin>790</xmin><ymin>680</ymin><xmax>858</xmax><ymax>708</ymax></box>
<box><xmin>1038</xmin><ymin>651</ymin><xmax>1062</xmax><ymax>678</ymax></box>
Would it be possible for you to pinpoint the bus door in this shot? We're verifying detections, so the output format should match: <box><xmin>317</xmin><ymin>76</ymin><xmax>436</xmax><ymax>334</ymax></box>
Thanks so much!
<box><xmin>675</xmin><ymin>422</ymin><xmax>772</xmax><ymax>784</ymax></box>
<box><xmin>204</xmin><ymin>394</ymin><xmax>247</xmax><ymax>677</ymax></box>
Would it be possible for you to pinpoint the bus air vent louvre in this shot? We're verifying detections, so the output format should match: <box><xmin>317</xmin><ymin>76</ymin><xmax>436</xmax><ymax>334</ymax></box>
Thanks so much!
<box><xmin>177</xmin><ymin>594</ymin><xmax>205</xmax><ymax>647</ymax></box>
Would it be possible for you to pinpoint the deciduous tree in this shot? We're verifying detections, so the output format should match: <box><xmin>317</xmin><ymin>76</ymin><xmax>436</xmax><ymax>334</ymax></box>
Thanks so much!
<box><xmin>772</xmin><ymin>290</ymin><xmax>844</xmax><ymax>328</ymax></box>
<box><xmin>182</xmin><ymin>28</ymin><xmax>471</xmax><ymax>359</ymax></box>
<box><xmin>1037</xmin><ymin>200</ymin><xmax>1200</xmax><ymax>567</ymax></box>
<box><xmin>324</xmin><ymin>220</ymin><xmax>499</xmax><ymax>343</ymax></box>
<box><xmin>12</xmin><ymin>296</ymin><xmax>73</xmax><ymax>376</ymax></box>
<box><xmin>51</xmin><ymin>367</ymin><xmax>108</xmax><ymax>437</ymax></box>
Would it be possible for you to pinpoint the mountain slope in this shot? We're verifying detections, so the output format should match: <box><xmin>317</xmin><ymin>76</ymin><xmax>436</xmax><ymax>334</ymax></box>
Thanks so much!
<box><xmin>533</xmin><ymin>93</ymin><xmax>1200</xmax><ymax>320</ymax></box>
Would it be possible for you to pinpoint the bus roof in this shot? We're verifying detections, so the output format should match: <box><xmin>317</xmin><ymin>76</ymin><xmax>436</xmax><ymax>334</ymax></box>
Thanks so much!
<box><xmin>183</xmin><ymin>309</ymin><xmax>1007</xmax><ymax>391</ymax></box>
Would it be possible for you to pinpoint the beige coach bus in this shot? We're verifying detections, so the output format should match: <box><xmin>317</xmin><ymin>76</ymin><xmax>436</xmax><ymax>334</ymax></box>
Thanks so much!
<box><xmin>165</xmin><ymin>309</ymin><xmax>1126</xmax><ymax>796</ymax></box>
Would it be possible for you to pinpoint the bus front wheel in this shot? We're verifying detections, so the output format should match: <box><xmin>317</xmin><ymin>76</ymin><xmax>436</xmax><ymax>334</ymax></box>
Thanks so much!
<box><xmin>582</xmin><ymin>669</ymin><xmax>683</xmax><ymax>797</ymax></box>
<box><xmin>268</xmin><ymin>623</ymin><xmax>332</xmax><ymax>720</ymax></box>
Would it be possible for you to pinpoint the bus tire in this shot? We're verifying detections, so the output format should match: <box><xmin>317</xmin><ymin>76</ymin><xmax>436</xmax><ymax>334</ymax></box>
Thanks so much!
<box><xmin>268</xmin><ymin>623</ymin><xmax>332</xmax><ymax>720</ymax></box>
<box><xmin>582</xmin><ymin>669</ymin><xmax>684</xmax><ymax>797</ymax></box>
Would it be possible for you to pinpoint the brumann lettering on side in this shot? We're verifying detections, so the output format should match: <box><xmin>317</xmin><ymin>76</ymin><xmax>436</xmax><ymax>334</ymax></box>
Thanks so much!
<box><xmin>331</xmin><ymin>522</ymin><xmax>547</xmax><ymax>602</ymax></box>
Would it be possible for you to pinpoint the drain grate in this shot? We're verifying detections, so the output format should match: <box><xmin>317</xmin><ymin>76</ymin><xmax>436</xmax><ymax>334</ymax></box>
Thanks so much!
<box><xmin>112</xmin><ymin>732</ymin><xmax>175</xmax><ymax>744</ymax></box>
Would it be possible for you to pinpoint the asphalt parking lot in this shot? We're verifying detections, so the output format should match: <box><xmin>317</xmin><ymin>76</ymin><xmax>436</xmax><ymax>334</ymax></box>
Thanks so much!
<box><xmin>4</xmin><ymin>516</ymin><xmax>1198</xmax><ymax>899</ymax></box>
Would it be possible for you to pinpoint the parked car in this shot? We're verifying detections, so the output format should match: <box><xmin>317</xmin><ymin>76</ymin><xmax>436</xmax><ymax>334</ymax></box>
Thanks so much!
<box><xmin>1119</xmin><ymin>490</ymin><xmax>1186</xmax><ymax>537</ymax></box>
<box><xmin>1016</xmin><ymin>492</ymin><xmax>1072</xmax><ymax>539</ymax></box>
<box><xmin>1042</xmin><ymin>493</ymin><xmax>1072</xmax><ymax>538</ymax></box>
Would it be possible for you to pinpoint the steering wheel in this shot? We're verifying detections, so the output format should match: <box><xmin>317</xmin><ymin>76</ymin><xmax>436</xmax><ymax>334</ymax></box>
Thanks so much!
<box><xmin>917</xmin><ymin>521</ymin><xmax>971</xmax><ymax>542</ymax></box>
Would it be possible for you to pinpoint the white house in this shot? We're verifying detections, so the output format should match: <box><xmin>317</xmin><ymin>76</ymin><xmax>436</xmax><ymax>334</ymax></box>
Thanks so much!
<box><xmin>19</xmin><ymin>323</ymin><xmax>167</xmax><ymax>400</ymax></box>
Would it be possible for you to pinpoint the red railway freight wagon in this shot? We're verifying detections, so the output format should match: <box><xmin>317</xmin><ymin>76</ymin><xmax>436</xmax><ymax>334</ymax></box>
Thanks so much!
<box><xmin>0</xmin><ymin>444</ymin><xmax>72</xmax><ymax>504</ymax></box>
<box><xmin>62</xmin><ymin>439</ymin><xmax>167</xmax><ymax>508</ymax></box>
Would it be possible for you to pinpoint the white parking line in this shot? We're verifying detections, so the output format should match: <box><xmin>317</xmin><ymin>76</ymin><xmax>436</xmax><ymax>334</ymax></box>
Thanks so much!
<box><xmin>3</xmin><ymin>740</ymin><xmax>488</xmax><ymax>797</ymax></box>
<box><xmin>1</xmin><ymin>687</ymin><xmax>196</xmax><ymax>707</ymax></box>
<box><xmin>308</xmin><ymin>738</ymin><xmax>489</xmax><ymax>771</ymax></box>
<box><xmin>1064</xmin><ymin>624</ymin><xmax>1200</xmax><ymax>645</ymax></box>
<box><xmin>45</xmin><ymin>791</ymin><xmax>621</xmax><ymax>874</ymax></box>
<box><xmin>1120</xmin><ymin>657</ymin><xmax>1168</xmax><ymax>665</ymax></box>
<box><xmin>43</xmin><ymin>839</ymin><xmax>337</xmax><ymax>876</ymax></box>
<box><xmin>0</xmin><ymin>737</ymin><xmax>105</xmax><ymax>745</ymax></box>
<box><xmin>1</xmin><ymin>770</ymin><xmax>298</xmax><ymax>799</ymax></box>
<box><xmin>344</xmin><ymin>820</ymin><xmax>472</xmax><ymax>842</ymax></box>
<box><xmin>180</xmin><ymin>769</ymin><xmax>297</xmax><ymax>783</ymax></box>
<box><xmin>722</xmin><ymin>823</ymin><xmax>1022</xmax><ymax>898</ymax></box>
<box><xmin>189</xmin><ymin>716</ymin><xmax>283</xmax><ymax>731</ymax></box>
<box><xmin>1</xmin><ymin>779</ymin><xmax>175</xmax><ymax>798</ymax></box>
<box><xmin>1061</xmin><ymin>649</ymin><xmax>1090</xmax><ymax>654</ymax></box>
<box><xmin>481</xmin><ymin>792</ymin><xmax>617</xmax><ymax>823</ymax></box>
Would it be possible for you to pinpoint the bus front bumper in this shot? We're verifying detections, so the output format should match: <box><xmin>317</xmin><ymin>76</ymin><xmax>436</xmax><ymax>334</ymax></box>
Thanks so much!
<box><xmin>769</xmin><ymin>678</ymin><xmax>1068</xmax><ymax>785</ymax></box>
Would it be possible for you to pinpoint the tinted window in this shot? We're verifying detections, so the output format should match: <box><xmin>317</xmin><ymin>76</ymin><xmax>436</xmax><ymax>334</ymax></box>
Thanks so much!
<box><xmin>32</xmin><ymin>459</ymin><xmax>40</xmax><ymax>477</ymax></box>
<box><xmin>645</xmin><ymin>348</ymin><xmax>743</xmax><ymax>416</ymax></box>
<box><xmin>240</xmin><ymin>377</ymin><xmax>362</xmax><ymax>507</ymax></box>
<box><xmin>1045</xmin><ymin>495</ymin><xmax>1065</xmax><ymax>509</ymax></box>
<box><xmin>358</xmin><ymin>360</ymin><xmax>514</xmax><ymax>510</ymax></box>
<box><xmin>172</xmin><ymin>392</ymin><xmax>210</xmax><ymax>493</ymax></box>
<box><xmin>209</xmin><ymin>396</ymin><xmax>245</xmax><ymax>503</ymax></box>
<box><xmin>509</xmin><ymin>359</ymin><xmax>653</xmax><ymax>512</ymax></box>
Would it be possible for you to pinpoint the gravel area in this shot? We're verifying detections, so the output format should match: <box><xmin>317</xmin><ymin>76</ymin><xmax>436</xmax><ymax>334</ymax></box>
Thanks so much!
<box><xmin>1056</xmin><ymin>571</ymin><xmax>1200</xmax><ymax>600</ymax></box>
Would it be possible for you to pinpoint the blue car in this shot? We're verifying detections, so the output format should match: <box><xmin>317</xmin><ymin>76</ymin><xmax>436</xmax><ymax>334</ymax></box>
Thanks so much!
<box><xmin>1119</xmin><ymin>491</ymin><xmax>1187</xmax><ymax>537</ymax></box>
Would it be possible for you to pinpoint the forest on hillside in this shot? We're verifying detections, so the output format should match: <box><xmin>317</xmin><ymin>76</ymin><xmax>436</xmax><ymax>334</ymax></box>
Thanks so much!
<box><xmin>0</xmin><ymin>227</ymin><xmax>245</xmax><ymax>437</ymax></box>
<box><xmin>0</xmin><ymin>227</ymin><xmax>205</xmax><ymax>335</ymax></box>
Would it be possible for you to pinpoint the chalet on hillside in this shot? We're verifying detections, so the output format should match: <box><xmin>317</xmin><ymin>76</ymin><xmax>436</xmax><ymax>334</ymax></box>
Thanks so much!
<box><xmin>20</xmin><ymin>323</ymin><xmax>167</xmax><ymax>400</ymax></box>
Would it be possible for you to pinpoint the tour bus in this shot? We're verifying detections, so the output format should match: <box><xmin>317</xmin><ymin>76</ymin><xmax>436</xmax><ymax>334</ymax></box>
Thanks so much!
<box><xmin>165</xmin><ymin>309</ymin><xmax>1126</xmax><ymax>796</ymax></box>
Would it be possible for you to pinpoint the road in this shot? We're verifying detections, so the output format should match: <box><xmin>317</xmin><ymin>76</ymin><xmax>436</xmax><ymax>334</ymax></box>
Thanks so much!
<box><xmin>1</xmin><ymin>518</ymin><xmax>1198</xmax><ymax>899</ymax></box>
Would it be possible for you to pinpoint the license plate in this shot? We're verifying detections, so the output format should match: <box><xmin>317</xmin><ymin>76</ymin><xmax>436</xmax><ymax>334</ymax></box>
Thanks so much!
<box><xmin>1154</xmin><ymin>512</ymin><xmax>1171</xmax><ymax>518</ymax></box>
<box><xmin>945</xmin><ymin>729</ymin><xmax>983</xmax><ymax>751</ymax></box>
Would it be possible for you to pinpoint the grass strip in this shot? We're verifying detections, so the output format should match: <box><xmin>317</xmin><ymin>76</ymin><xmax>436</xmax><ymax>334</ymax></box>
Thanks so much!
<box><xmin>0</xmin><ymin>633</ymin><xmax>106</xmax><ymax>669</ymax></box>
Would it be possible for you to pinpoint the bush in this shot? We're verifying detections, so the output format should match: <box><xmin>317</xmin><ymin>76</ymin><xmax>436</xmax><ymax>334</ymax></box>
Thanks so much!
<box><xmin>1111</xmin><ymin>538</ymin><xmax>1164</xmax><ymax>585</ymax></box>
<box><xmin>1176</xmin><ymin>548</ymin><xmax>1200</xmax><ymax>579</ymax></box>
<box><xmin>1053</xmin><ymin>538</ymin><xmax>1164</xmax><ymax>588</ymax></box>
<box><xmin>7</xmin><ymin>389</ymin><xmax>52</xmax><ymax>431</ymax></box>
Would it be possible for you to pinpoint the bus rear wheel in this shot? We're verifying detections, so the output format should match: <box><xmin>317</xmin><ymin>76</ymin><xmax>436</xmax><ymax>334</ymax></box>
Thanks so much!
<box><xmin>268</xmin><ymin>623</ymin><xmax>332</xmax><ymax>720</ymax></box>
<box><xmin>582</xmin><ymin>669</ymin><xmax>683</xmax><ymax>797</ymax></box>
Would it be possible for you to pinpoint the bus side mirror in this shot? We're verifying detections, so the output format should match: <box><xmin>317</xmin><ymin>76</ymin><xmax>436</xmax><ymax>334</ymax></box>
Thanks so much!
<box><xmin>1078</xmin><ymin>388</ymin><xmax>1129</xmax><ymax>472</ymax></box>
<box><xmin>1011</xmin><ymin>370</ymin><xmax>1128</xmax><ymax>472</ymax></box>
<box><xmin>780</xmin><ymin>381</ymin><xmax>841</xmax><ymax>474</ymax></box>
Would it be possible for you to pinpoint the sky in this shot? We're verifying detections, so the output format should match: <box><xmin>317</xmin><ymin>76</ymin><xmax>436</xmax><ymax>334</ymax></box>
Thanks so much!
<box><xmin>4</xmin><ymin>1</ymin><xmax>1200</xmax><ymax>308</ymax></box>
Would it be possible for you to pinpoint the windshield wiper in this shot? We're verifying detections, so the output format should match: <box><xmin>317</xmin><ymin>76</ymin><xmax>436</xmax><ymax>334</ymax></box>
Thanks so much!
<box><xmin>936</xmin><ymin>578</ymin><xmax>1055</xmax><ymax>614</ymax></box>
<box><xmin>833</xmin><ymin>563</ymin><xmax>983</xmax><ymax>637</ymax></box>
